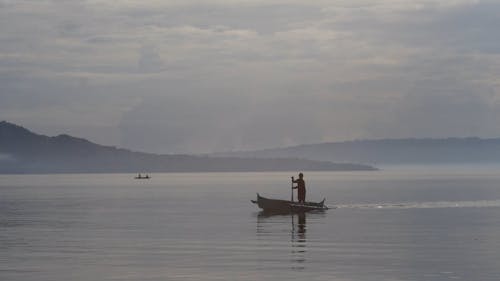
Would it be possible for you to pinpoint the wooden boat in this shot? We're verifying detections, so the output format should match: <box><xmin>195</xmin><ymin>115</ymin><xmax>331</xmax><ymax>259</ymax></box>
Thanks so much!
<box><xmin>251</xmin><ymin>193</ymin><xmax>329</xmax><ymax>212</ymax></box>
<box><xmin>134</xmin><ymin>175</ymin><xmax>150</xmax><ymax>179</ymax></box>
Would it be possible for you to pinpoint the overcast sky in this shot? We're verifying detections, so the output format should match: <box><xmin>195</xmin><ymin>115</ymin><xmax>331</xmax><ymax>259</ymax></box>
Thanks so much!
<box><xmin>2</xmin><ymin>0</ymin><xmax>500</xmax><ymax>153</ymax></box>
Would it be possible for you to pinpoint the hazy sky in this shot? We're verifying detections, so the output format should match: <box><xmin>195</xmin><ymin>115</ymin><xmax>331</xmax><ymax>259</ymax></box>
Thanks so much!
<box><xmin>2</xmin><ymin>0</ymin><xmax>500</xmax><ymax>153</ymax></box>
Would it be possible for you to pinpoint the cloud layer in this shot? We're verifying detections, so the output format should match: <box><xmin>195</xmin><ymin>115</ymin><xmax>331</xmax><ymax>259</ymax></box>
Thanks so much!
<box><xmin>2</xmin><ymin>0</ymin><xmax>500</xmax><ymax>153</ymax></box>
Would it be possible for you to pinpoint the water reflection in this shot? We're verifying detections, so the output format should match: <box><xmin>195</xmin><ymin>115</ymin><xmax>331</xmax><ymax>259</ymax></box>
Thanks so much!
<box><xmin>291</xmin><ymin>212</ymin><xmax>306</xmax><ymax>270</ymax></box>
<box><xmin>256</xmin><ymin>211</ymin><xmax>310</xmax><ymax>270</ymax></box>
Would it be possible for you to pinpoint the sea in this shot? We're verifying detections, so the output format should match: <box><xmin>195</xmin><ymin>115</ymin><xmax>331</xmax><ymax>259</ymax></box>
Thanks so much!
<box><xmin>2</xmin><ymin>166</ymin><xmax>500</xmax><ymax>281</ymax></box>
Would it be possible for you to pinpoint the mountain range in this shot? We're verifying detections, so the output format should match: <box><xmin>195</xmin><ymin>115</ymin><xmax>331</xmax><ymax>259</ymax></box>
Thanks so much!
<box><xmin>0</xmin><ymin>121</ymin><xmax>375</xmax><ymax>173</ymax></box>
<box><xmin>213</xmin><ymin>137</ymin><xmax>500</xmax><ymax>165</ymax></box>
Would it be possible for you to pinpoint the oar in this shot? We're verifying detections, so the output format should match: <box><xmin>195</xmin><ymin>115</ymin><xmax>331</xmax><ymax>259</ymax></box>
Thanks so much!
<box><xmin>291</xmin><ymin>176</ymin><xmax>295</xmax><ymax>241</ymax></box>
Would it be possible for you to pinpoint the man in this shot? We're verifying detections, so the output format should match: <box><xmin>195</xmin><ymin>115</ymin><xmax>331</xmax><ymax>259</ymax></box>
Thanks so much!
<box><xmin>292</xmin><ymin>172</ymin><xmax>306</xmax><ymax>203</ymax></box>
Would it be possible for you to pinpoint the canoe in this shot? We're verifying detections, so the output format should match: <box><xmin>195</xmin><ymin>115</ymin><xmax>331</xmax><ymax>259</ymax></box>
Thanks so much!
<box><xmin>251</xmin><ymin>193</ymin><xmax>329</xmax><ymax>212</ymax></box>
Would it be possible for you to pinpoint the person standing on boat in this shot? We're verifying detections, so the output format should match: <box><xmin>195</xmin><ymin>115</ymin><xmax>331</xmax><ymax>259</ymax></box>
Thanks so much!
<box><xmin>292</xmin><ymin>173</ymin><xmax>306</xmax><ymax>203</ymax></box>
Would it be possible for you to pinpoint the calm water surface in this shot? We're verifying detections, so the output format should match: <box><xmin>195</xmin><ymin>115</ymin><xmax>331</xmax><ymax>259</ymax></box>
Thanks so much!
<box><xmin>2</xmin><ymin>168</ymin><xmax>500</xmax><ymax>280</ymax></box>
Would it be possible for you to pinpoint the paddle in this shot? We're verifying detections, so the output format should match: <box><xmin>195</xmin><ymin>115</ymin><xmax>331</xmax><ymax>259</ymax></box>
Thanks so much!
<box><xmin>291</xmin><ymin>176</ymin><xmax>295</xmax><ymax>241</ymax></box>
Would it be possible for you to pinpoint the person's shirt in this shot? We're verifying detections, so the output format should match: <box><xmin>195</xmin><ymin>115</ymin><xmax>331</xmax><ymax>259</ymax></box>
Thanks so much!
<box><xmin>293</xmin><ymin>178</ymin><xmax>306</xmax><ymax>190</ymax></box>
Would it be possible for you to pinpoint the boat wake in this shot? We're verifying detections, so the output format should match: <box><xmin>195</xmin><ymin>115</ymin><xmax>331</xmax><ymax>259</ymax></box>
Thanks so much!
<box><xmin>336</xmin><ymin>199</ymin><xmax>500</xmax><ymax>210</ymax></box>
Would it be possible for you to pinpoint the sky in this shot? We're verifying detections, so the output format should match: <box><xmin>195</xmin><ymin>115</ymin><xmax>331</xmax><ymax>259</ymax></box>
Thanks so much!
<box><xmin>2</xmin><ymin>0</ymin><xmax>500</xmax><ymax>154</ymax></box>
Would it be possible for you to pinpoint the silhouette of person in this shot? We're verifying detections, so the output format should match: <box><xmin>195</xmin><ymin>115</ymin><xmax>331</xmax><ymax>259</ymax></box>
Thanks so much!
<box><xmin>292</xmin><ymin>173</ymin><xmax>306</xmax><ymax>203</ymax></box>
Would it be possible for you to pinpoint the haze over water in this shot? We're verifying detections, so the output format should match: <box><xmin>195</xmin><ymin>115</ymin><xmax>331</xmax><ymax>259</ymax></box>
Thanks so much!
<box><xmin>2</xmin><ymin>167</ymin><xmax>500</xmax><ymax>280</ymax></box>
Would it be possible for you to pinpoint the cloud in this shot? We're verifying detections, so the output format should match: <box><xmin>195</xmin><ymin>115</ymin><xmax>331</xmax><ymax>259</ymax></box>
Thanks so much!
<box><xmin>2</xmin><ymin>0</ymin><xmax>500</xmax><ymax>153</ymax></box>
<box><xmin>0</xmin><ymin>153</ymin><xmax>16</xmax><ymax>162</ymax></box>
<box><xmin>138</xmin><ymin>45</ymin><xmax>164</xmax><ymax>73</ymax></box>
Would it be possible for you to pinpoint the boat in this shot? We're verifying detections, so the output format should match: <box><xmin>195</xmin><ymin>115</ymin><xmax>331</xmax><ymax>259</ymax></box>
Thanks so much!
<box><xmin>251</xmin><ymin>193</ymin><xmax>330</xmax><ymax>212</ymax></box>
<box><xmin>134</xmin><ymin>174</ymin><xmax>150</xmax><ymax>179</ymax></box>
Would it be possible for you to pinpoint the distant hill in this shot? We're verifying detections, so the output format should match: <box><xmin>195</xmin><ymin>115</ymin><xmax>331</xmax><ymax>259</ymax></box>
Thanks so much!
<box><xmin>0</xmin><ymin>121</ymin><xmax>375</xmax><ymax>173</ymax></box>
<box><xmin>213</xmin><ymin>138</ymin><xmax>500</xmax><ymax>165</ymax></box>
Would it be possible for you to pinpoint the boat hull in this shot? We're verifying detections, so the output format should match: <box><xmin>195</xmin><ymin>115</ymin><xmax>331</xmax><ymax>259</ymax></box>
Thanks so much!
<box><xmin>251</xmin><ymin>193</ymin><xmax>329</xmax><ymax>212</ymax></box>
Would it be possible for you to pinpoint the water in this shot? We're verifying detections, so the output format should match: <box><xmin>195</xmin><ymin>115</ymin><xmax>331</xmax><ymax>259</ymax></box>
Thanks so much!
<box><xmin>2</xmin><ymin>168</ymin><xmax>500</xmax><ymax>280</ymax></box>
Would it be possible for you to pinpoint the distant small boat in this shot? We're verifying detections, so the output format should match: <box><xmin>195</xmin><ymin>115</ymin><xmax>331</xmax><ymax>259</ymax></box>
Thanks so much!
<box><xmin>134</xmin><ymin>174</ymin><xmax>150</xmax><ymax>179</ymax></box>
<box><xmin>251</xmin><ymin>193</ymin><xmax>330</xmax><ymax>212</ymax></box>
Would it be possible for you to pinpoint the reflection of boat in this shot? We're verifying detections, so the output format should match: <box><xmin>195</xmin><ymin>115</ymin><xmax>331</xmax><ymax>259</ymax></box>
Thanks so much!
<box><xmin>251</xmin><ymin>193</ymin><xmax>330</xmax><ymax>212</ymax></box>
<box><xmin>134</xmin><ymin>174</ymin><xmax>150</xmax><ymax>179</ymax></box>
<box><xmin>256</xmin><ymin>210</ymin><xmax>313</xmax><ymax>270</ymax></box>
